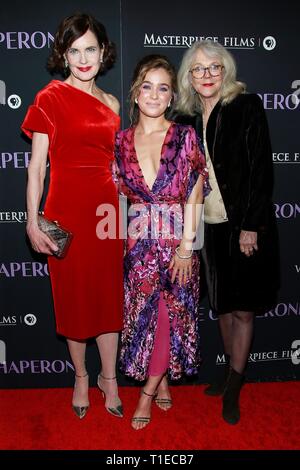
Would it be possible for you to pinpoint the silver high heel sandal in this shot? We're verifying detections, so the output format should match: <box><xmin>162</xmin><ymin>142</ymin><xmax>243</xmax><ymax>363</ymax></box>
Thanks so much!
<box><xmin>72</xmin><ymin>371</ymin><xmax>89</xmax><ymax>419</ymax></box>
<box><xmin>97</xmin><ymin>372</ymin><xmax>123</xmax><ymax>418</ymax></box>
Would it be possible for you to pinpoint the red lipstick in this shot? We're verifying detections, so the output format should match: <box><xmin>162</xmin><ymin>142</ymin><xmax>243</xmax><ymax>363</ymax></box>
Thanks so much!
<box><xmin>77</xmin><ymin>66</ymin><xmax>92</xmax><ymax>72</ymax></box>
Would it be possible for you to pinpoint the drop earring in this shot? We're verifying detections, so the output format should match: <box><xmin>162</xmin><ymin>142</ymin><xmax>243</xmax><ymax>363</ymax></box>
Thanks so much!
<box><xmin>64</xmin><ymin>58</ymin><xmax>69</xmax><ymax>69</ymax></box>
<box><xmin>135</xmin><ymin>98</ymin><xmax>138</xmax><ymax>104</ymax></box>
<box><xmin>100</xmin><ymin>45</ymin><xmax>105</xmax><ymax>65</ymax></box>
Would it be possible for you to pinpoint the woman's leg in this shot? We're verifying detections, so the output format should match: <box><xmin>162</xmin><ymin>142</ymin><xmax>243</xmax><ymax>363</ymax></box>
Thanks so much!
<box><xmin>132</xmin><ymin>373</ymin><xmax>165</xmax><ymax>430</ymax></box>
<box><xmin>155</xmin><ymin>375</ymin><xmax>172</xmax><ymax>409</ymax></box>
<box><xmin>218</xmin><ymin>312</ymin><xmax>233</xmax><ymax>356</ymax></box>
<box><xmin>148</xmin><ymin>293</ymin><xmax>172</xmax><ymax>409</ymax></box>
<box><xmin>222</xmin><ymin>310</ymin><xmax>254</xmax><ymax>424</ymax></box>
<box><xmin>96</xmin><ymin>332</ymin><xmax>122</xmax><ymax>413</ymax></box>
<box><xmin>231</xmin><ymin>310</ymin><xmax>254</xmax><ymax>373</ymax></box>
<box><xmin>204</xmin><ymin>312</ymin><xmax>232</xmax><ymax>395</ymax></box>
<box><xmin>132</xmin><ymin>293</ymin><xmax>172</xmax><ymax>428</ymax></box>
<box><xmin>67</xmin><ymin>338</ymin><xmax>89</xmax><ymax>417</ymax></box>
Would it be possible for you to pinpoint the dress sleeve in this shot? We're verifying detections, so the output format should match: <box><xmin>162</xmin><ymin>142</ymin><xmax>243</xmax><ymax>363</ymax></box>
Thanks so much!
<box><xmin>21</xmin><ymin>90</ymin><xmax>55</xmax><ymax>143</ymax></box>
<box><xmin>241</xmin><ymin>95</ymin><xmax>274</xmax><ymax>231</ymax></box>
<box><xmin>185</xmin><ymin>126</ymin><xmax>210</xmax><ymax>200</ymax></box>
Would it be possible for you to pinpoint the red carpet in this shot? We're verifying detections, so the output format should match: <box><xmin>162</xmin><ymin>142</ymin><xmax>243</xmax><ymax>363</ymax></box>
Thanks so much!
<box><xmin>0</xmin><ymin>382</ymin><xmax>299</xmax><ymax>450</ymax></box>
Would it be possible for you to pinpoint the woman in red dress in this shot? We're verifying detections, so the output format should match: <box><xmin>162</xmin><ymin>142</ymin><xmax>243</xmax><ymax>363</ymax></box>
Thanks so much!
<box><xmin>21</xmin><ymin>13</ymin><xmax>123</xmax><ymax>419</ymax></box>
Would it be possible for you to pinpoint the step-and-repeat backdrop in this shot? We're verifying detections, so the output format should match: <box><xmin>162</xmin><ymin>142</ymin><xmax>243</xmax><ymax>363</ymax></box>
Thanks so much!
<box><xmin>0</xmin><ymin>0</ymin><xmax>299</xmax><ymax>388</ymax></box>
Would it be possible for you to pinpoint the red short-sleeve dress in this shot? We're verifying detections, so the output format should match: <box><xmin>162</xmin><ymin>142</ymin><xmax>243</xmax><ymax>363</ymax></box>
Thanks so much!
<box><xmin>21</xmin><ymin>80</ymin><xmax>123</xmax><ymax>340</ymax></box>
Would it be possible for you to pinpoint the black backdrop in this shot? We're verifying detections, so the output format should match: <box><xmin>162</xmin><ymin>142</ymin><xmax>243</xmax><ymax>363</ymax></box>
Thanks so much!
<box><xmin>0</xmin><ymin>0</ymin><xmax>299</xmax><ymax>388</ymax></box>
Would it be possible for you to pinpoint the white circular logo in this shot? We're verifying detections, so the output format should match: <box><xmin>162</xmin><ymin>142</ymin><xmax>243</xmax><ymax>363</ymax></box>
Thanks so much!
<box><xmin>263</xmin><ymin>36</ymin><xmax>276</xmax><ymax>51</ymax></box>
<box><xmin>7</xmin><ymin>94</ymin><xmax>22</xmax><ymax>109</ymax></box>
<box><xmin>291</xmin><ymin>339</ymin><xmax>300</xmax><ymax>365</ymax></box>
<box><xmin>24</xmin><ymin>314</ymin><xmax>37</xmax><ymax>326</ymax></box>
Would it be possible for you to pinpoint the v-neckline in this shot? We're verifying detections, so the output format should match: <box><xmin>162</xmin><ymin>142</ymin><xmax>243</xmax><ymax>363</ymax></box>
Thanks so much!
<box><xmin>53</xmin><ymin>80</ymin><xmax>120</xmax><ymax>120</ymax></box>
<box><xmin>132</xmin><ymin>122</ymin><xmax>173</xmax><ymax>192</ymax></box>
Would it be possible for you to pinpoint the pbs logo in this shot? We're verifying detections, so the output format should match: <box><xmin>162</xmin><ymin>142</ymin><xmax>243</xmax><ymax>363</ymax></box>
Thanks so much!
<box><xmin>263</xmin><ymin>36</ymin><xmax>276</xmax><ymax>51</ymax></box>
<box><xmin>0</xmin><ymin>80</ymin><xmax>22</xmax><ymax>109</ymax></box>
<box><xmin>24</xmin><ymin>314</ymin><xmax>37</xmax><ymax>326</ymax></box>
<box><xmin>7</xmin><ymin>94</ymin><xmax>22</xmax><ymax>109</ymax></box>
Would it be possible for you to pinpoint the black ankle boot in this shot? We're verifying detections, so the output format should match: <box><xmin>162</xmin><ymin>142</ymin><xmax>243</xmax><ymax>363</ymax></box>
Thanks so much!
<box><xmin>222</xmin><ymin>367</ymin><xmax>244</xmax><ymax>425</ymax></box>
<box><xmin>204</xmin><ymin>354</ymin><xmax>230</xmax><ymax>396</ymax></box>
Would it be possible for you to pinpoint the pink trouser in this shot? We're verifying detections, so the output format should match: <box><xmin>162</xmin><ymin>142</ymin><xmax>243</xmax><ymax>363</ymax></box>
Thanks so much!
<box><xmin>148</xmin><ymin>292</ymin><xmax>171</xmax><ymax>376</ymax></box>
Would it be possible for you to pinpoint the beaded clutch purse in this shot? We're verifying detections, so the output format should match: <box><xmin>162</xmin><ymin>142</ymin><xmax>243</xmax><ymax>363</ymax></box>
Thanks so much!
<box><xmin>37</xmin><ymin>214</ymin><xmax>73</xmax><ymax>258</ymax></box>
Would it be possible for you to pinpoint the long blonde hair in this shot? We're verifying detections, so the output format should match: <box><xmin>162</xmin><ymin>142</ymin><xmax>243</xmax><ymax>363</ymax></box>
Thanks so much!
<box><xmin>176</xmin><ymin>40</ymin><xmax>246</xmax><ymax>115</ymax></box>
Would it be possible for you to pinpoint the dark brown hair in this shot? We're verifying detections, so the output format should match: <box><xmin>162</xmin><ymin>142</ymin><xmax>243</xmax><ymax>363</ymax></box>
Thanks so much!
<box><xmin>47</xmin><ymin>12</ymin><xmax>116</xmax><ymax>76</ymax></box>
<box><xmin>129</xmin><ymin>54</ymin><xmax>177</xmax><ymax>125</ymax></box>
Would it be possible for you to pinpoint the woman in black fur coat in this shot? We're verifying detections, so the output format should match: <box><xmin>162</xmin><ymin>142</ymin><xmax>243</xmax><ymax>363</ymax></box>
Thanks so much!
<box><xmin>174</xmin><ymin>40</ymin><xmax>280</xmax><ymax>425</ymax></box>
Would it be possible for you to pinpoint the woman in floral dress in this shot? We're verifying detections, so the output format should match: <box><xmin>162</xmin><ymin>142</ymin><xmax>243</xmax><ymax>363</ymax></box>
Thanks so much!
<box><xmin>113</xmin><ymin>55</ymin><xmax>209</xmax><ymax>429</ymax></box>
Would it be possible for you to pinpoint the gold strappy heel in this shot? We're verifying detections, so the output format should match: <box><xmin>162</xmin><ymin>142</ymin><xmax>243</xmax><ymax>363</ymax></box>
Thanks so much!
<box><xmin>97</xmin><ymin>373</ymin><xmax>123</xmax><ymax>418</ymax></box>
<box><xmin>131</xmin><ymin>389</ymin><xmax>157</xmax><ymax>430</ymax></box>
<box><xmin>154</xmin><ymin>375</ymin><xmax>172</xmax><ymax>410</ymax></box>
<box><xmin>154</xmin><ymin>396</ymin><xmax>173</xmax><ymax>411</ymax></box>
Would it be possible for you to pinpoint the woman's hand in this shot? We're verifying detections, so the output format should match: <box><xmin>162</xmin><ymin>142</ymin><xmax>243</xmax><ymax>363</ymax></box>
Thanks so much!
<box><xmin>239</xmin><ymin>230</ymin><xmax>258</xmax><ymax>257</ymax></box>
<box><xmin>27</xmin><ymin>222</ymin><xmax>58</xmax><ymax>256</ymax></box>
<box><xmin>169</xmin><ymin>246</ymin><xmax>192</xmax><ymax>286</ymax></box>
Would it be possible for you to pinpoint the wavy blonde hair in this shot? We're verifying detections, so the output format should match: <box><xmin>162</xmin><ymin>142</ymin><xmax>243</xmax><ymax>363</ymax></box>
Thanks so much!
<box><xmin>176</xmin><ymin>40</ymin><xmax>246</xmax><ymax>115</ymax></box>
